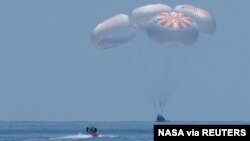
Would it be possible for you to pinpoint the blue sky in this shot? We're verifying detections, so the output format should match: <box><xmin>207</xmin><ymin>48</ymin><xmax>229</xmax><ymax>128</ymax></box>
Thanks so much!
<box><xmin>0</xmin><ymin>0</ymin><xmax>249</xmax><ymax>121</ymax></box>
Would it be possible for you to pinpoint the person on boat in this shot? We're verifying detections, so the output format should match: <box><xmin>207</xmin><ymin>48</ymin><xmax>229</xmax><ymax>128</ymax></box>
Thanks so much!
<box><xmin>93</xmin><ymin>127</ymin><xmax>97</xmax><ymax>133</ymax></box>
<box><xmin>86</xmin><ymin>127</ymin><xmax>89</xmax><ymax>134</ymax></box>
<box><xmin>86</xmin><ymin>126</ymin><xmax>98</xmax><ymax>134</ymax></box>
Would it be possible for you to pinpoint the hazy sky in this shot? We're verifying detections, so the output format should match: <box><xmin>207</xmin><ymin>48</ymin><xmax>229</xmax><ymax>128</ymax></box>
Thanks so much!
<box><xmin>0</xmin><ymin>0</ymin><xmax>249</xmax><ymax>121</ymax></box>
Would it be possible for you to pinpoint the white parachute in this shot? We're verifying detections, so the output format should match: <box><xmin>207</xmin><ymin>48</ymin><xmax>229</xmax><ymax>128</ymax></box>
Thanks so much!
<box><xmin>91</xmin><ymin>14</ymin><xmax>137</xmax><ymax>49</ymax></box>
<box><xmin>174</xmin><ymin>5</ymin><xmax>216</xmax><ymax>34</ymax></box>
<box><xmin>130</xmin><ymin>4</ymin><xmax>172</xmax><ymax>31</ymax></box>
<box><xmin>91</xmin><ymin>4</ymin><xmax>216</xmax><ymax>119</ymax></box>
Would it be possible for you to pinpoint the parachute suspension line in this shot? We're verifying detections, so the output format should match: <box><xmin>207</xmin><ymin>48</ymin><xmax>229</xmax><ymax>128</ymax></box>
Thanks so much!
<box><xmin>160</xmin><ymin>46</ymin><xmax>186</xmax><ymax>112</ymax></box>
<box><xmin>160</xmin><ymin>46</ymin><xmax>174</xmax><ymax>112</ymax></box>
<box><xmin>147</xmin><ymin>45</ymin><xmax>162</xmax><ymax>112</ymax></box>
<box><xmin>133</xmin><ymin>44</ymin><xmax>158</xmax><ymax>108</ymax></box>
<box><xmin>125</xmin><ymin>47</ymin><xmax>157</xmax><ymax>108</ymax></box>
<box><xmin>98</xmin><ymin>51</ymin><xmax>159</xmax><ymax>111</ymax></box>
<box><xmin>161</xmin><ymin>46</ymin><xmax>193</xmax><ymax>108</ymax></box>
<box><xmin>162</xmin><ymin>47</ymin><xmax>182</xmax><ymax>109</ymax></box>
<box><xmin>98</xmin><ymin>49</ymin><xmax>144</xmax><ymax>98</ymax></box>
<box><xmin>137</xmin><ymin>42</ymin><xmax>160</xmax><ymax>108</ymax></box>
<box><xmin>147</xmin><ymin>46</ymin><xmax>159</xmax><ymax>112</ymax></box>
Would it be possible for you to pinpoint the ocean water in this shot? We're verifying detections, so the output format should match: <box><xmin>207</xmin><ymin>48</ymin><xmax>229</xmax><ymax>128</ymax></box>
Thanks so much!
<box><xmin>0</xmin><ymin>121</ymin><xmax>249</xmax><ymax>141</ymax></box>
<box><xmin>0</xmin><ymin>121</ymin><xmax>153</xmax><ymax>141</ymax></box>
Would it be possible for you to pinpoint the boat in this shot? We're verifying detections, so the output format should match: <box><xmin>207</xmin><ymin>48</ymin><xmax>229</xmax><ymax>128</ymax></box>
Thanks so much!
<box><xmin>90</xmin><ymin>132</ymin><xmax>99</xmax><ymax>137</ymax></box>
<box><xmin>86</xmin><ymin>126</ymin><xmax>99</xmax><ymax>137</ymax></box>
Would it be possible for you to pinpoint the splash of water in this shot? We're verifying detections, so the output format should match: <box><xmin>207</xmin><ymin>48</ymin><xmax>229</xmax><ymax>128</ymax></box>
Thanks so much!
<box><xmin>50</xmin><ymin>133</ymin><xmax>118</xmax><ymax>140</ymax></box>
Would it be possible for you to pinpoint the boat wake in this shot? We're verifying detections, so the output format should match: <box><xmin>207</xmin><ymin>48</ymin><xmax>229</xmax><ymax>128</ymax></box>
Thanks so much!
<box><xmin>50</xmin><ymin>133</ymin><xmax>118</xmax><ymax>140</ymax></box>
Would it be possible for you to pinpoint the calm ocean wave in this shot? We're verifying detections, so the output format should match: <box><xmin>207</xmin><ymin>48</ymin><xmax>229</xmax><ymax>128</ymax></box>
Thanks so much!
<box><xmin>0</xmin><ymin>121</ymin><xmax>249</xmax><ymax>141</ymax></box>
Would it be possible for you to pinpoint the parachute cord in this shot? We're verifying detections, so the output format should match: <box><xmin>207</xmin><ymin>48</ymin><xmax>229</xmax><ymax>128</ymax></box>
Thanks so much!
<box><xmin>135</xmin><ymin>44</ymin><xmax>158</xmax><ymax>108</ymax></box>
<box><xmin>161</xmin><ymin>46</ymin><xmax>196</xmax><ymax>107</ymax></box>
<box><xmin>158</xmin><ymin>46</ymin><xmax>174</xmax><ymax>110</ymax></box>
<box><xmin>162</xmin><ymin>47</ymin><xmax>176</xmax><ymax>107</ymax></box>
<box><xmin>129</xmin><ymin>45</ymin><xmax>158</xmax><ymax>108</ymax></box>
<box><xmin>160</xmin><ymin>106</ymin><xmax>164</xmax><ymax>115</ymax></box>
<box><xmin>99</xmin><ymin>48</ymin><xmax>157</xmax><ymax>108</ymax></box>
<box><xmin>133</xmin><ymin>42</ymin><xmax>159</xmax><ymax>109</ymax></box>
<box><xmin>162</xmin><ymin>48</ymin><xmax>179</xmax><ymax>107</ymax></box>
<box><xmin>132</xmin><ymin>41</ymin><xmax>158</xmax><ymax>108</ymax></box>
<box><xmin>148</xmin><ymin>45</ymin><xmax>163</xmax><ymax>112</ymax></box>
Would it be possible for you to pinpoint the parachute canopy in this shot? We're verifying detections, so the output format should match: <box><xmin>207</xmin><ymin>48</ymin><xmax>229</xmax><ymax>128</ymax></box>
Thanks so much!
<box><xmin>147</xmin><ymin>12</ymin><xmax>199</xmax><ymax>46</ymax></box>
<box><xmin>91</xmin><ymin>3</ymin><xmax>216</xmax><ymax>116</ymax></box>
<box><xmin>91</xmin><ymin>14</ymin><xmax>137</xmax><ymax>49</ymax></box>
<box><xmin>174</xmin><ymin>5</ymin><xmax>216</xmax><ymax>34</ymax></box>
<box><xmin>130</xmin><ymin>4</ymin><xmax>172</xmax><ymax>31</ymax></box>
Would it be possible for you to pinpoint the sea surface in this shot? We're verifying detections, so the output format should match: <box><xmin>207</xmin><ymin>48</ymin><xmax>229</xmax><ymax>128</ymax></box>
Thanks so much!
<box><xmin>0</xmin><ymin>121</ymin><xmax>249</xmax><ymax>141</ymax></box>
